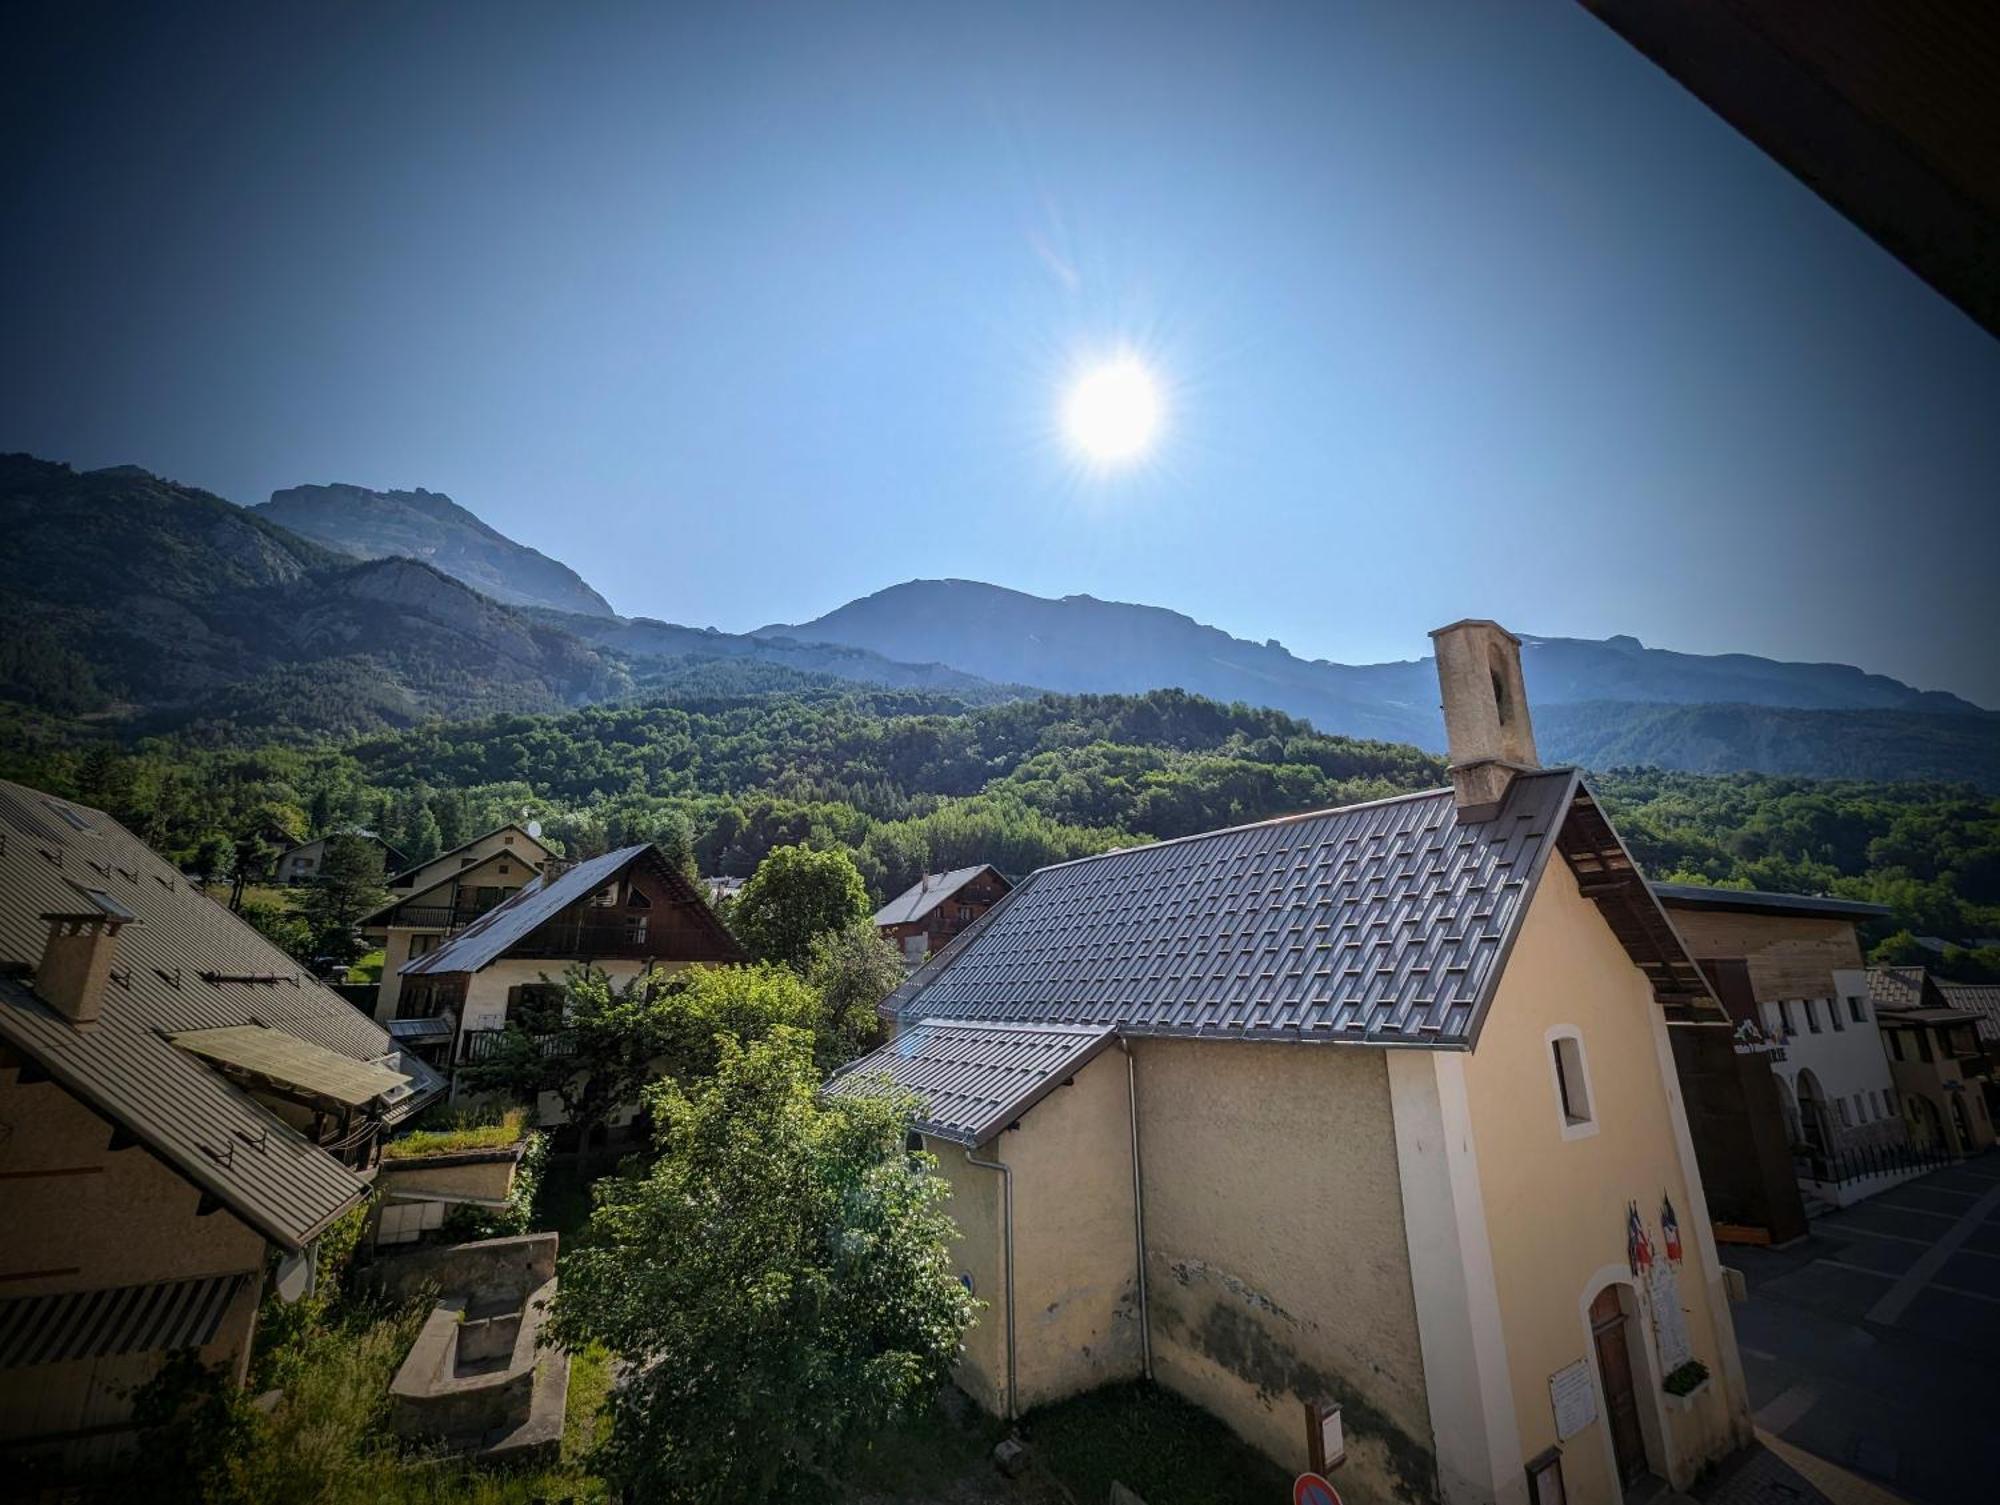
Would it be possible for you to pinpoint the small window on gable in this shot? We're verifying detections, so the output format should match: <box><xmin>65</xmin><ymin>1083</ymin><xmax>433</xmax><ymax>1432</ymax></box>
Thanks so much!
<box><xmin>1548</xmin><ymin>1030</ymin><xmax>1597</xmax><ymax>1140</ymax></box>
<box><xmin>1848</xmin><ymin>997</ymin><xmax>1867</xmax><ymax>1024</ymax></box>
<box><xmin>1805</xmin><ymin>1000</ymin><xmax>1822</xmax><ymax>1034</ymax></box>
<box><xmin>1829</xmin><ymin>1000</ymin><xmax>1844</xmax><ymax>1032</ymax></box>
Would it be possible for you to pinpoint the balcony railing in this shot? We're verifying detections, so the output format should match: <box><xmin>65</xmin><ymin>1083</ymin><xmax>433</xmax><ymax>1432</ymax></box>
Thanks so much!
<box><xmin>384</xmin><ymin>903</ymin><xmax>501</xmax><ymax>932</ymax></box>
<box><xmin>461</xmin><ymin>1028</ymin><xmax>576</xmax><ymax>1063</ymax></box>
<box><xmin>504</xmin><ymin>917</ymin><xmax>658</xmax><ymax>960</ymax></box>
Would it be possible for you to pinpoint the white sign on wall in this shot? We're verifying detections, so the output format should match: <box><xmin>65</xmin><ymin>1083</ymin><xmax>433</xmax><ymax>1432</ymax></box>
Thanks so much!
<box><xmin>1549</xmin><ymin>1359</ymin><xmax>1597</xmax><ymax>1441</ymax></box>
<box><xmin>1647</xmin><ymin>1261</ymin><xmax>1694</xmax><ymax>1375</ymax></box>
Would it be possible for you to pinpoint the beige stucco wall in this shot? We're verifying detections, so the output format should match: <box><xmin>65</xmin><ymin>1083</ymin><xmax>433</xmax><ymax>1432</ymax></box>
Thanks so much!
<box><xmin>1464</xmin><ymin>858</ymin><xmax>1750</xmax><ymax>1503</ymax></box>
<box><xmin>1133</xmin><ymin>1037</ymin><xmax>1433</xmax><ymax>1505</ymax></box>
<box><xmin>0</xmin><ymin>1069</ymin><xmax>266</xmax><ymax>1294</ymax></box>
<box><xmin>998</xmin><ymin>1047</ymin><xmax>1144</xmax><ymax>1409</ymax></box>
<box><xmin>922</xmin><ymin>1133</ymin><xmax>1006</xmax><ymax>1416</ymax></box>
<box><xmin>0</xmin><ymin>1068</ymin><xmax>267</xmax><ymax>1457</ymax></box>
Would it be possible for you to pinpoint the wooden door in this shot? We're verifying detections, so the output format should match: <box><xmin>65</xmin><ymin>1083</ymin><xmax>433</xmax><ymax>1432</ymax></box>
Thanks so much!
<box><xmin>1590</xmin><ymin>1286</ymin><xmax>1648</xmax><ymax>1489</ymax></box>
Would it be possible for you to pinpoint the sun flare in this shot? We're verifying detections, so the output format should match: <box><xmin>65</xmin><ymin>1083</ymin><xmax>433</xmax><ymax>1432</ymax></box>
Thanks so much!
<box><xmin>1063</xmin><ymin>356</ymin><xmax>1163</xmax><ymax>465</ymax></box>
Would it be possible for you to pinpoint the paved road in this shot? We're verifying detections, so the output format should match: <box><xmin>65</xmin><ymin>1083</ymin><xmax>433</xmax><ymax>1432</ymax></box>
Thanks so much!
<box><xmin>1725</xmin><ymin>1153</ymin><xmax>2000</xmax><ymax>1505</ymax></box>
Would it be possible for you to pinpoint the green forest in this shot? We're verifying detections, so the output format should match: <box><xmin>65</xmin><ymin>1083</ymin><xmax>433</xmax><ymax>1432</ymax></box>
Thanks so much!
<box><xmin>5</xmin><ymin>679</ymin><xmax>1996</xmax><ymax>978</ymax></box>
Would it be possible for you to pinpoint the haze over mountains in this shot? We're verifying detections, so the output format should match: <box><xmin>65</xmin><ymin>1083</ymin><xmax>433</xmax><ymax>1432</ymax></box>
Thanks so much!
<box><xmin>2</xmin><ymin>453</ymin><xmax>1993</xmax><ymax>787</ymax></box>
<box><xmin>255</xmin><ymin>482</ymin><xmax>615</xmax><ymax>618</ymax></box>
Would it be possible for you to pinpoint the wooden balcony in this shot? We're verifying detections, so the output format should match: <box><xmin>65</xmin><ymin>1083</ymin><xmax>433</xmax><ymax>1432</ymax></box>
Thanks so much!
<box><xmin>461</xmin><ymin>1028</ymin><xmax>576</xmax><ymax>1063</ymax></box>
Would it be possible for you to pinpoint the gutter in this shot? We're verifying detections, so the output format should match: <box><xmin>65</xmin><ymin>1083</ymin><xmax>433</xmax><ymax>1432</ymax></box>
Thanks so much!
<box><xmin>1118</xmin><ymin>1036</ymin><xmax>1153</xmax><ymax>1380</ymax></box>
<box><xmin>963</xmin><ymin>1146</ymin><xmax>1017</xmax><ymax>1419</ymax></box>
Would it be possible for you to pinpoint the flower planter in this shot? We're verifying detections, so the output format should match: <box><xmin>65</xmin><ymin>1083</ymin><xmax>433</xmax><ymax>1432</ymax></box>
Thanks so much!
<box><xmin>1662</xmin><ymin>1375</ymin><xmax>1710</xmax><ymax>1413</ymax></box>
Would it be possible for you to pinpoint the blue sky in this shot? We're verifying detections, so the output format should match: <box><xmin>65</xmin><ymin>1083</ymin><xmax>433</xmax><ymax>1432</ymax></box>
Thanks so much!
<box><xmin>4</xmin><ymin>1</ymin><xmax>1996</xmax><ymax>702</ymax></box>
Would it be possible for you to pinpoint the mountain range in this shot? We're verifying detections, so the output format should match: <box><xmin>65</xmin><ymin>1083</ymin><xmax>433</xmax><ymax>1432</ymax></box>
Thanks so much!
<box><xmin>2</xmin><ymin>452</ymin><xmax>1992</xmax><ymax>787</ymax></box>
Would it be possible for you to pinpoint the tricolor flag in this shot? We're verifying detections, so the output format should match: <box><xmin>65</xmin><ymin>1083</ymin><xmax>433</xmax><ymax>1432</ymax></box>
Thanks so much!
<box><xmin>1662</xmin><ymin>1196</ymin><xmax>1683</xmax><ymax>1265</ymax></box>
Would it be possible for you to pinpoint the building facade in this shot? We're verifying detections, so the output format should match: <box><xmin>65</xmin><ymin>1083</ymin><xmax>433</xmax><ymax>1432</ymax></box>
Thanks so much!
<box><xmin>838</xmin><ymin>624</ymin><xmax>1752</xmax><ymax>1505</ymax></box>
<box><xmin>273</xmin><ymin>829</ymin><xmax>408</xmax><ymax>886</ymax></box>
<box><xmin>360</xmin><ymin>823</ymin><xmax>554</xmax><ymax>1020</ymax></box>
<box><xmin>0</xmin><ymin>780</ymin><xmax>441</xmax><ymax>1473</ymax></box>
<box><xmin>1842</xmin><ymin>968</ymin><xmax>1997</xmax><ymax>1158</ymax></box>
<box><xmin>873</xmin><ymin>864</ymin><xmax>1013</xmax><ymax>964</ymax></box>
<box><xmin>393</xmin><ymin>844</ymin><xmax>745</xmax><ymax>1120</ymax></box>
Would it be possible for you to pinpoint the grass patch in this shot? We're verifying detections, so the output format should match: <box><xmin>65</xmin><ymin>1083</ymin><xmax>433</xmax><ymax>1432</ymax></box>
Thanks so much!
<box><xmin>348</xmin><ymin>947</ymin><xmax>387</xmax><ymax>983</ymax></box>
<box><xmin>531</xmin><ymin>1156</ymin><xmax>601</xmax><ymax>1245</ymax></box>
<box><xmin>1023</xmin><ymin>1382</ymin><xmax>1293</xmax><ymax>1505</ymax></box>
<box><xmin>385</xmin><ymin>1106</ymin><xmax>531</xmax><ymax>1160</ymax></box>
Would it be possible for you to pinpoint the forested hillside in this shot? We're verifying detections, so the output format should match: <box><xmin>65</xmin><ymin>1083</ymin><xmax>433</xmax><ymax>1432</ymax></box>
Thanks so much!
<box><xmin>5</xmin><ymin>682</ymin><xmax>1994</xmax><ymax>971</ymax></box>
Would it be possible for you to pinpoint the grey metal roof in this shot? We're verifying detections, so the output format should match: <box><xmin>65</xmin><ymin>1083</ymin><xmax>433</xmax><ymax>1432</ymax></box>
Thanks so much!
<box><xmin>873</xmin><ymin>865</ymin><xmax>1005</xmax><ymax>928</ymax></box>
<box><xmin>0</xmin><ymin>780</ymin><xmax>443</xmax><ymax>1251</ymax></box>
<box><xmin>402</xmin><ymin>843</ymin><xmax>743</xmax><ymax>976</ymax></box>
<box><xmin>387</xmin><ymin>1015</ymin><xmax>454</xmax><ymax>1044</ymax></box>
<box><xmin>1651</xmin><ymin>883</ymin><xmax>1892</xmax><ymax>922</ymax></box>
<box><xmin>827</xmin><ymin>1018</ymin><xmax>1117</xmax><ymax>1145</ymax></box>
<box><xmin>0</xmin><ymin>1273</ymin><xmax>250</xmax><ymax>1367</ymax></box>
<box><xmin>887</xmin><ymin>770</ymin><xmax>1712</xmax><ymax>1050</ymax></box>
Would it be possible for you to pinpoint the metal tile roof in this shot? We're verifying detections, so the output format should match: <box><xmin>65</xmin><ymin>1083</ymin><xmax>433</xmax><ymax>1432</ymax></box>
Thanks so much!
<box><xmin>0</xmin><ymin>780</ymin><xmax>442</xmax><ymax>1251</ymax></box>
<box><xmin>168</xmin><ymin>1024</ymin><xmax>411</xmax><ymax>1107</ymax></box>
<box><xmin>1651</xmin><ymin>883</ymin><xmax>1893</xmax><ymax>922</ymax></box>
<box><xmin>0</xmin><ymin>1273</ymin><xmax>250</xmax><ymax>1367</ymax></box>
<box><xmin>887</xmin><ymin>770</ymin><xmax>1712</xmax><ymax>1050</ymax></box>
<box><xmin>872</xmin><ymin>866</ymin><xmax>1005</xmax><ymax>928</ymax></box>
<box><xmin>402</xmin><ymin>842</ymin><xmax>744</xmax><ymax>975</ymax></box>
<box><xmin>827</xmin><ymin>1018</ymin><xmax>1117</xmax><ymax>1145</ymax></box>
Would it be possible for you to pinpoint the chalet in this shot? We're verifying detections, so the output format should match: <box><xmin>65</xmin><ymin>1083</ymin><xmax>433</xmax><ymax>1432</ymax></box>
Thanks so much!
<box><xmin>0</xmin><ymin>780</ymin><xmax>442</xmax><ymax>1471</ymax></box>
<box><xmin>273</xmin><ymin>828</ymin><xmax>408</xmax><ymax>886</ymax></box>
<box><xmin>1836</xmin><ymin>967</ymin><xmax>1997</xmax><ymax>1157</ymax></box>
<box><xmin>835</xmin><ymin>622</ymin><xmax>1752</xmax><ymax>1505</ymax></box>
<box><xmin>360</xmin><ymin>823</ymin><xmax>555</xmax><ymax>1021</ymax></box>
<box><xmin>394</xmin><ymin>843</ymin><xmax>745</xmax><ymax>1112</ymax></box>
<box><xmin>1654</xmin><ymin>883</ymin><xmax>1900</xmax><ymax>1218</ymax></box>
<box><xmin>873</xmin><ymin>864</ymin><xmax>1012</xmax><ymax>964</ymax></box>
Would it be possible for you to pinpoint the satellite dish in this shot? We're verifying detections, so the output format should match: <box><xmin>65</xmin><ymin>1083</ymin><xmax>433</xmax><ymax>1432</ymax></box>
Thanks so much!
<box><xmin>526</xmin><ymin>820</ymin><xmax>543</xmax><ymax>839</ymax></box>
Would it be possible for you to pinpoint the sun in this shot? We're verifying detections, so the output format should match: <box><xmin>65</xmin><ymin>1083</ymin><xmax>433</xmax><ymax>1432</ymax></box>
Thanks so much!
<box><xmin>1063</xmin><ymin>356</ymin><xmax>1163</xmax><ymax>465</ymax></box>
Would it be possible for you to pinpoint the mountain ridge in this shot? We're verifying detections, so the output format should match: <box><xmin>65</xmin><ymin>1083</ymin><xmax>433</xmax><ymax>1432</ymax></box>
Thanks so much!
<box><xmin>254</xmin><ymin>481</ymin><xmax>616</xmax><ymax>618</ymax></box>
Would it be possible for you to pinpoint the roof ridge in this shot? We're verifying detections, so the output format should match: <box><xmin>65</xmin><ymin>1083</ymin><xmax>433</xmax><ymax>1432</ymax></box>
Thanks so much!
<box><xmin>1028</xmin><ymin>769</ymin><xmax>1578</xmax><ymax>876</ymax></box>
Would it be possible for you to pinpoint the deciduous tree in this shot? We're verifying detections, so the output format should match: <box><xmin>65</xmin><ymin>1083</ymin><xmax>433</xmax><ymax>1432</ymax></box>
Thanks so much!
<box><xmin>732</xmin><ymin>843</ymin><xmax>871</xmax><ymax>967</ymax></box>
<box><xmin>548</xmin><ymin>1029</ymin><xmax>976</xmax><ymax>1502</ymax></box>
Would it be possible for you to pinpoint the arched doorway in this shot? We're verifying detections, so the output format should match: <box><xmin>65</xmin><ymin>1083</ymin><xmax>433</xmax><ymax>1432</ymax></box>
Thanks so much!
<box><xmin>1589</xmin><ymin>1286</ymin><xmax>1650</xmax><ymax>1490</ymax></box>
<box><xmin>1795</xmin><ymin>1069</ymin><xmax>1830</xmax><ymax>1175</ymax></box>
<box><xmin>1908</xmin><ymin>1093</ymin><xmax>1945</xmax><ymax>1151</ymax></box>
<box><xmin>1774</xmin><ymin>1074</ymin><xmax>1803</xmax><ymax>1147</ymax></box>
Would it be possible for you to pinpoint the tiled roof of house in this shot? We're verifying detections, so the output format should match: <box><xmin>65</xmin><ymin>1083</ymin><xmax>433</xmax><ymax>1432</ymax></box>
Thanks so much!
<box><xmin>1866</xmin><ymin>966</ymin><xmax>1938</xmax><ymax>1012</ymax></box>
<box><xmin>402</xmin><ymin>843</ymin><xmax>745</xmax><ymax>976</ymax></box>
<box><xmin>827</xmin><ymin>1018</ymin><xmax>1117</xmax><ymax>1145</ymax></box>
<box><xmin>1937</xmin><ymin>982</ymin><xmax>2000</xmax><ymax>1041</ymax></box>
<box><xmin>886</xmin><ymin>770</ymin><xmax>1711</xmax><ymax>1049</ymax></box>
<box><xmin>0</xmin><ymin>780</ymin><xmax>442</xmax><ymax>1251</ymax></box>
<box><xmin>873</xmin><ymin>866</ymin><xmax>1006</xmax><ymax>928</ymax></box>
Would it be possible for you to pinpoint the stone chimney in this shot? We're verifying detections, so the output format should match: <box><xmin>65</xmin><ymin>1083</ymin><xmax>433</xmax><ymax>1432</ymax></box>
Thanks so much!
<box><xmin>1430</xmin><ymin>619</ymin><xmax>1540</xmax><ymax>822</ymax></box>
<box><xmin>36</xmin><ymin>911</ymin><xmax>133</xmax><ymax>1028</ymax></box>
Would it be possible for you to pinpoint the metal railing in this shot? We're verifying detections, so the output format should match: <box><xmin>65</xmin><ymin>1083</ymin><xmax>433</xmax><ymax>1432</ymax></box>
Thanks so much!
<box><xmin>460</xmin><ymin>1028</ymin><xmax>576</xmax><ymax>1063</ymax></box>
<box><xmin>504</xmin><ymin>918</ymin><xmax>654</xmax><ymax>959</ymax></box>
<box><xmin>1792</xmin><ymin>1136</ymin><xmax>1956</xmax><ymax>1187</ymax></box>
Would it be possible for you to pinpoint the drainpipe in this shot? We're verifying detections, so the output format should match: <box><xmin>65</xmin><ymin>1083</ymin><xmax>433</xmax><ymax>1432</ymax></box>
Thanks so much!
<box><xmin>963</xmin><ymin>1146</ymin><xmax>1017</xmax><ymax>1419</ymax></box>
<box><xmin>1118</xmin><ymin>1037</ymin><xmax>1153</xmax><ymax>1380</ymax></box>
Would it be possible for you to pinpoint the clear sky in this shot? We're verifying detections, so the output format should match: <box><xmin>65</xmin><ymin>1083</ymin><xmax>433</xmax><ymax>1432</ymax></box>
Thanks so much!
<box><xmin>4</xmin><ymin>1</ymin><xmax>1996</xmax><ymax>703</ymax></box>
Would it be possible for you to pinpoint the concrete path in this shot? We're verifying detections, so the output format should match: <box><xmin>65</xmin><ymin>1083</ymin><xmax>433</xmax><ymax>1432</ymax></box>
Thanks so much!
<box><xmin>1721</xmin><ymin>1153</ymin><xmax>2000</xmax><ymax>1505</ymax></box>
